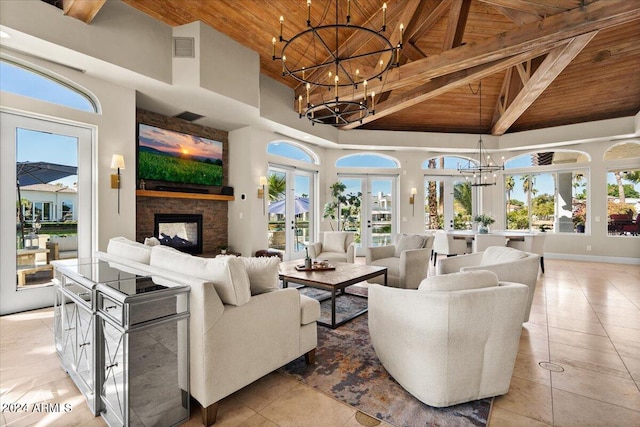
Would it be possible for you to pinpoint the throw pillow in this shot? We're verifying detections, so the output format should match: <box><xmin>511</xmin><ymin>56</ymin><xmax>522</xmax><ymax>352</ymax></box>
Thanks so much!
<box><xmin>144</xmin><ymin>237</ymin><xmax>161</xmax><ymax>246</ymax></box>
<box><xmin>107</xmin><ymin>236</ymin><xmax>152</xmax><ymax>264</ymax></box>
<box><xmin>240</xmin><ymin>256</ymin><xmax>281</xmax><ymax>295</ymax></box>
<box><xmin>394</xmin><ymin>234</ymin><xmax>426</xmax><ymax>257</ymax></box>
<box><xmin>481</xmin><ymin>246</ymin><xmax>527</xmax><ymax>265</ymax></box>
<box><xmin>323</xmin><ymin>232</ymin><xmax>347</xmax><ymax>253</ymax></box>
<box><xmin>150</xmin><ymin>246</ymin><xmax>251</xmax><ymax>306</ymax></box>
<box><xmin>419</xmin><ymin>270</ymin><xmax>498</xmax><ymax>291</ymax></box>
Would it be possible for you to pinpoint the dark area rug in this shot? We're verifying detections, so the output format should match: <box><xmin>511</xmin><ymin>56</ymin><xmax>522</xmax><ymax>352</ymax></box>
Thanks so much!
<box><xmin>280</xmin><ymin>308</ymin><xmax>492</xmax><ymax>427</ymax></box>
<box><xmin>295</xmin><ymin>286</ymin><xmax>369</xmax><ymax>326</ymax></box>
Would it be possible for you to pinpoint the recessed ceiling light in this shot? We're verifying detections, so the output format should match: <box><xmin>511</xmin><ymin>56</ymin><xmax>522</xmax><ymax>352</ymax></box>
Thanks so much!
<box><xmin>0</xmin><ymin>31</ymin><xmax>11</xmax><ymax>39</ymax></box>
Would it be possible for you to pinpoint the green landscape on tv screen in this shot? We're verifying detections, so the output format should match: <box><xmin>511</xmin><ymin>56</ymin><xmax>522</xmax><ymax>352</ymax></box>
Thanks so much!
<box><xmin>137</xmin><ymin>123</ymin><xmax>223</xmax><ymax>186</ymax></box>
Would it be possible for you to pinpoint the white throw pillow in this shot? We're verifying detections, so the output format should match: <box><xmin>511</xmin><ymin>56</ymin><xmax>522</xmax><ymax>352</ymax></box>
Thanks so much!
<box><xmin>419</xmin><ymin>270</ymin><xmax>498</xmax><ymax>292</ymax></box>
<box><xmin>323</xmin><ymin>232</ymin><xmax>347</xmax><ymax>253</ymax></box>
<box><xmin>394</xmin><ymin>234</ymin><xmax>426</xmax><ymax>257</ymax></box>
<box><xmin>239</xmin><ymin>256</ymin><xmax>281</xmax><ymax>295</ymax></box>
<box><xmin>481</xmin><ymin>246</ymin><xmax>527</xmax><ymax>265</ymax></box>
<box><xmin>144</xmin><ymin>237</ymin><xmax>161</xmax><ymax>246</ymax></box>
<box><xmin>150</xmin><ymin>245</ymin><xmax>251</xmax><ymax>306</ymax></box>
<box><xmin>107</xmin><ymin>237</ymin><xmax>152</xmax><ymax>264</ymax></box>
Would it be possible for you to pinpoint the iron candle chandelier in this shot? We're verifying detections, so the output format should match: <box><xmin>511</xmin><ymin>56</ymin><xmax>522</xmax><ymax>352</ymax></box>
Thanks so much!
<box><xmin>272</xmin><ymin>0</ymin><xmax>403</xmax><ymax>126</ymax></box>
<box><xmin>457</xmin><ymin>81</ymin><xmax>505</xmax><ymax>186</ymax></box>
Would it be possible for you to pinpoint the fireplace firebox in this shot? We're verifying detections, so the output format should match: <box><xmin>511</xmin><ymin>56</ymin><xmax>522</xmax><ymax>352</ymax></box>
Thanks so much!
<box><xmin>154</xmin><ymin>214</ymin><xmax>203</xmax><ymax>254</ymax></box>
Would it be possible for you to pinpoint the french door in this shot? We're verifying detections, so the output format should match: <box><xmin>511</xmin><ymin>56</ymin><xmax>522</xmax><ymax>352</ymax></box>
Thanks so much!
<box><xmin>1</xmin><ymin>112</ymin><xmax>94</xmax><ymax>314</ymax></box>
<box><xmin>423</xmin><ymin>175</ymin><xmax>472</xmax><ymax>230</ymax></box>
<box><xmin>338</xmin><ymin>175</ymin><xmax>398</xmax><ymax>256</ymax></box>
<box><xmin>267</xmin><ymin>165</ymin><xmax>316</xmax><ymax>261</ymax></box>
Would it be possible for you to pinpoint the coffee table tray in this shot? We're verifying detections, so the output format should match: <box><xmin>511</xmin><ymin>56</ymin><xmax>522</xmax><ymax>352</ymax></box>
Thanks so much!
<box><xmin>295</xmin><ymin>264</ymin><xmax>336</xmax><ymax>271</ymax></box>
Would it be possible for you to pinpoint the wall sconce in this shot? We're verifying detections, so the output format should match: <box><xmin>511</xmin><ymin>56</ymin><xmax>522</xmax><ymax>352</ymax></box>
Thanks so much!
<box><xmin>258</xmin><ymin>176</ymin><xmax>268</xmax><ymax>214</ymax></box>
<box><xmin>409</xmin><ymin>187</ymin><xmax>417</xmax><ymax>216</ymax></box>
<box><xmin>110</xmin><ymin>154</ymin><xmax>125</xmax><ymax>214</ymax></box>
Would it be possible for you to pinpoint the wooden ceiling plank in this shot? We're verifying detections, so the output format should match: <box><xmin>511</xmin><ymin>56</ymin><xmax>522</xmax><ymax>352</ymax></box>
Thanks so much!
<box><xmin>409</xmin><ymin>0</ymin><xmax>453</xmax><ymax>42</ymax></box>
<box><xmin>62</xmin><ymin>0</ymin><xmax>107</xmax><ymax>24</ymax></box>
<box><xmin>442</xmin><ymin>0</ymin><xmax>472</xmax><ymax>50</ymax></box>
<box><xmin>377</xmin><ymin>0</ymin><xmax>424</xmax><ymax>73</ymax></box>
<box><xmin>305</xmin><ymin>0</ymin><xmax>640</xmax><ymax>105</ymax></box>
<box><xmin>489</xmin><ymin>5</ymin><xmax>542</xmax><ymax>25</ymax></box>
<box><xmin>477</xmin><ymin>0</ymin><xmax>568</xmax><ymax>17</ymax></box>
<box><xmin>492</xmin><ymin>31</ymin><xmax>598</xmax><ymax>135</ymax></box>
<box><xmin>341</xmin><ymin>43</ymin><xmax>559</xmax><ymax>129</ymax></box>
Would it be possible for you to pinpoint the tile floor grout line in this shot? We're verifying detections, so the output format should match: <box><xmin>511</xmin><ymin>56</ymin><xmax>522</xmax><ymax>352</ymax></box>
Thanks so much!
<box><xmin>542</xmin><ymin>270</ymin><xmax>557</xmax><ymax>427</ymax></box>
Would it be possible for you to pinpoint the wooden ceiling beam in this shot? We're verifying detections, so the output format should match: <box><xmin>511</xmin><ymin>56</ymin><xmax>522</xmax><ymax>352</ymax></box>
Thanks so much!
<box><xmin>489</xmin><ymin>5</ymin><xmax>541</xmax><ymax>25</ymax></box>
<box><xmin>477</xmin><ymin>0</ymin><xmax>568</xmax><ymax>17</ymax></box>
<box><xmin>409</xmin><ymin>0</ymin><xmax>452</xmax><ymax>42</ymax></box>
<box><xmin>491</xmin><ymin>31</ymin><xmax>598</xmax><ymax>135</ymax></box>
<box><xmin>62</xmin><ymin>0</ymin><xmax>106</xmax><ymax>24</ymax></box>
<box><xmin>304</xmin><ymin>0</ymin><xmax>640</xmax><ymax>105</ymax></box>
<box><xmin>442</xmin><ymin>0</ymin><xmax>472</xmax><ymax>50</ymax></box>
<box><xmin>340</xmin><ymin>42</ymin><xmax>562</xmax><ymax>130</ymax></box>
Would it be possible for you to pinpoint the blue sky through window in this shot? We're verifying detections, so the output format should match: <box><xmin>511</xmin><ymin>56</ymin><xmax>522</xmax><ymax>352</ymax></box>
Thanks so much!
<box><xmin>336</xmin><ymin>153</ymin><xmax>398</xmax><ymax>168</ymax></box>
<box><xmin>267</xmin><ymin>142</ymin><xmax>314</xmax><ymax>163</ymax></box>
<box><xmin>17</xmin><ymin>128</ymin><xmax>78</xmax><ymax>187</ymax></box>
<box><xmin>0</xmin><ymin>60</ymin><xmax>95</xmax><ymax>112</ymax></box>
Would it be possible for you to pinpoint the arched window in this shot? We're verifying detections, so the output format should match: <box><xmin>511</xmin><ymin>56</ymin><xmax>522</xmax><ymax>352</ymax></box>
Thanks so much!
<box><xmin>422</xmin><ymin>156</ymin><xmax>475</xmax><ymax>169</ymax></box>
<box><xmin>604</xmin><ymin>142</ymin><xmax>640</xmax><ymax>160</ymax></box>
<box><xmin>505</xmin><ymin>150</ymin><xmax>590</xmax><ymax>169</ymax></box>
<box><xmin>267</xmin><ymin>141</ymin><xmax>317</xmax><ymax>164</ymax></box>
<box><xmin>0</xmin><ymin>58</ymin><xmax>97</xmax><ymax>113</ymax></box>
<box><xmin>336</xmin><ymin>153</ymin><xmax>399</xmax><ymax>168</ymax></box>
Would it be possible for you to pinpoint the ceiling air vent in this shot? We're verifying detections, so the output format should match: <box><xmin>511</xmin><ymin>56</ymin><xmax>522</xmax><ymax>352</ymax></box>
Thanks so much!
<box><xmin>174</xmin><ymin>111</ymin><xmax>204</xmax><ymax>122</ymax></box>
<box><xmin>173</xmin><ymin>37</ymin><xmax>195</xmax><ymax>58</ymax></box>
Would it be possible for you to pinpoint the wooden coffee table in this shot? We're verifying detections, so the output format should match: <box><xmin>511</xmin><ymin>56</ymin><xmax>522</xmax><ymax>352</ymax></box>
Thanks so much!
<box><xmin>279</xmin><ymin>261</ymin><xmax>387</xmax><ymax>329</ymax></box>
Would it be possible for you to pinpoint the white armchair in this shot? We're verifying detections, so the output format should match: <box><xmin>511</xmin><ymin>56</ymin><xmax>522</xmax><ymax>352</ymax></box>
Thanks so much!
<box><xmin>308</xmin><ymin>231</ymin><xmax>355</xmax><ymax>263</ymax></box>
<box><xmin>368</xmin><ymin>270</ymin><xmax>528</xmax><ymax>407</ymax></box>
<box><xmin>365</xmin><ymin>233</ymin><xmax>434</xmax><ymax>289</ymax></box>
<box><xmin>472</xmin><ymin>233</ymin><xmax>507</xmax><ymax>253</ymax></box>
<box><xmin>437</xmin><ymin>246</ymin><xmax>540</xmax><ymax>322</ymax></box>
<box><xmin>507</xmin><ymin>232</ymin><xmax>547</xmax><ymax>273</ymax></box>
<box><xmin>432</xmin><ymin>230</ymin><xmax>468</xmax><ymax>266</ymax></box>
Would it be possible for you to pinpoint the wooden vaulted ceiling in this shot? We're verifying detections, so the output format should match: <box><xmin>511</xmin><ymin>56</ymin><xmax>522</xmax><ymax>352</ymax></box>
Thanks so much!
<box><xmin>103</xmin><ymin>1</ymin><xmax>639</xmax><ymax>135</ymax></box>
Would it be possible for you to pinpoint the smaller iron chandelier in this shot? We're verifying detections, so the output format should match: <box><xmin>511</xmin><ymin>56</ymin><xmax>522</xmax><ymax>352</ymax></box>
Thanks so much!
<box><xmin>273</xmin><ymin>0</ymin><xmax>403</xmax><ymax>126</ymax></box>
<box><xmin>457</xmin><ymin>81</ymin><xmax>504</xmax><ymax>186</ymax></box>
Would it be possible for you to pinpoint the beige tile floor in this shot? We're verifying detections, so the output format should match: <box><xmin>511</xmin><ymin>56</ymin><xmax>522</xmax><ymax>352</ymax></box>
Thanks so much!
<box><xmin>1</xmin><ymin>259</ymin><xmax>639</xmax><ymax>426</ymax></box>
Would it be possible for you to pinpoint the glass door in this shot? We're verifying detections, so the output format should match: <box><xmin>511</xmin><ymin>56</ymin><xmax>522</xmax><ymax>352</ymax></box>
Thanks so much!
<box><xmin>1</xmin><ymin>112</ymin><xmax>93</xmax><ymax>314</ymax></box>
<box><xmin>267</xmin><ymin>166</ymin><xmax>315</xmax><ymax>260</ymax></box>
<box><xmin>424</xmin><ymin>176</ymin><xmax>472</xmax><ymax>230</ymax></box>
<box><xmin>338</xmin><ymin>175</ymin><xmax>397</xmax><ymax>256</ymax></box>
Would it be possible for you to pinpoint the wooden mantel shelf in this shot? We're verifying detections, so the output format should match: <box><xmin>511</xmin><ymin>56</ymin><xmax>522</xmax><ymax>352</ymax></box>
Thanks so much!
<box><xmin>136</xmin><ymin>190</ymin><xmax>234</xmax><ymax>201</ymax></box>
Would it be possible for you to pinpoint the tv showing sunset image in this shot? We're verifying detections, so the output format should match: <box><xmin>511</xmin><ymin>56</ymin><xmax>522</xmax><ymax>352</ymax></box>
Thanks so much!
<box><xmin>137</xmin><ymin>123</ymin><xmax>223</xmax><ymax>186</ymax></box>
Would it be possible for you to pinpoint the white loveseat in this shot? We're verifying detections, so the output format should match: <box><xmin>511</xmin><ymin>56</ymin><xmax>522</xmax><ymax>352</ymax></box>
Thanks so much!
<box><xmin>98</xmin><ymin>237</ymin><xmax>320</xmax><ymax>426</ymax></box>
<box><xmin>437</xmin><ymin>246</ymin><xmax>540</xmax><ymax>323</ymax></box>
<box><xmin>368</xmin><ymin>270</ymin><xmax>528</xmax><ymax>407</ymax></box>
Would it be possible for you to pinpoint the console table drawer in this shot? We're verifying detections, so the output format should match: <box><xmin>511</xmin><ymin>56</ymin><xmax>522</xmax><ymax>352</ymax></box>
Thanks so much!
<box><xmin>99</xmin><ymin>294</ymin><xmax>123</xmax><ymax>325</ymax></box>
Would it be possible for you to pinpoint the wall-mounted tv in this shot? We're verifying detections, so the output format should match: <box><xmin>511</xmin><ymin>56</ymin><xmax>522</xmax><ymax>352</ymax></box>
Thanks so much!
<box><xmin>137</xmin><ymin>123</ymin><xmax>223</xmax><ymax>187</ymax></box>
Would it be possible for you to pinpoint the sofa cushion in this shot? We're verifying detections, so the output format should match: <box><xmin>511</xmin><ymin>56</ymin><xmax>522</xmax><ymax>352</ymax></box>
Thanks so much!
<box><xmin>419</xmin><ymin>270</ymin><xmax>499</xmax><ymax>292</ymax></box>
<box><xmin>323</xmin><ymin>232</ymin><xmax>347</xmax><ymax>253</ymax></box>
<box><xmin>150</xmin><ymin>245</ymin><xmax>251</xmax><ymax>306</ymax></box>
<box><xmin>299</xmin><ymin>294</ymin><xmax>321</xmax><ymax>325</ymax></box>
<box><xmin>107</xmin><ymin>237</ymin><xmax>152</xmax><ymax>264</ymax></box>
<box><xmin>239</xmin><ymin>256</ymin><xmax>281</xmax><ymax>295</ymax></box>
<box><xmin>394</xmin><ymin>234</ymin><xmax>426</xmax><ymax>257</ymax></box>
<box><xmin>480</xmin><ymin>246</ymin><xmax>527</xmax><ymax>265</ymax></box>
<box><xmin>316</xmin><ymin>251</ymin><xmax>348</xmax><ymax>262</ymax></box>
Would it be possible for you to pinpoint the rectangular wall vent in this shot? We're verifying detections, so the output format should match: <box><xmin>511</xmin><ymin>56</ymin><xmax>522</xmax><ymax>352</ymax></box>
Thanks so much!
<box><xmin>173</xmin><ymin>37</ymin><xmax>195</xmax><ymax>58</ymax></box>
<box><xmin>174</xmin><ymin>111</ymin><xmax>204</xmax><ymax>122</ymax></box>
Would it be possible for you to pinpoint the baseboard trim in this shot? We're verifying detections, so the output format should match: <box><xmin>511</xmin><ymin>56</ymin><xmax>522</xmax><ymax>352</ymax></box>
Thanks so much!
<box><xmin>545</xmin><ymin>252</ymin><xmax>640</xmax><ymax>265</ymax></box>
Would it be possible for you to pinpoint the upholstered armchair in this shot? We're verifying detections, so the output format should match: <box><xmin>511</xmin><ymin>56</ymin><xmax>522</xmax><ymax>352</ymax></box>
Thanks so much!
<box><xmin>365</xmin><ymin>233</ymin><xmax>434</xmax><ymax>289</ymax></box>
<box><xmin>308</xmin><ymin>231</ymin><xmax>355</xmax><ymax>263</ymax></box>
<box><xmin>437</xmin><ymin>246</ymin><xmax>540</xmax><ymax>322</ymax></box>
<box><xmin>368</xmin><ymin>270</ymin><xmax>528</xmax><ymax>407</ymax></box>
<box><xmin>507</xmin><ymin>232</ymin><xmax>547</xmax><ymax>273</ymax></box>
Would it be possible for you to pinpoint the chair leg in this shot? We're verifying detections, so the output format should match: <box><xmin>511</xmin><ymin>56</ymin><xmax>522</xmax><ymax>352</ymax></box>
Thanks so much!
<box><xmin>433</xmin><ymin>252</ymin><xmax>437</xmax><ymax>267</ymax></box>
<box><xmin>202</xmin><ymin>402</ymin><xmax>219</xmax><ymax>426</ymax></box>
<box><xmin>540</xmin><ymin>256</ymin><xmax>545</xmax><ymax>274</ymax></box>
<box><xmin>305</xmin><ymin>348</ymin><xmax>316</xmax><ymax>365</ymax></box>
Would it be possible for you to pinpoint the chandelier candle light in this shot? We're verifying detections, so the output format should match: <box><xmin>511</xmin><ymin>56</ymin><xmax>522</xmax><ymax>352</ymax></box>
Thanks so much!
<box><xmin>457</xmin><ymin>81</ymin><xmax>504</xmax><ymax>186</ymax></box>
<box><xmin>273</xmin><ymin>0</ymin><xmax>403</xmax><ymax>126</ymax></box>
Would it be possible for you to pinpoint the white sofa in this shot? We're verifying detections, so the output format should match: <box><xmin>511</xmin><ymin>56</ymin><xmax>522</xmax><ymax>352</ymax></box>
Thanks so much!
<box><xmin>365</xmin><ymin>233</ymin><xmax>434</xmax><ymax>289</ymax></box>
<box><xmin>98</xmin><ymin>237</ymin><xmax>320</xmax><ymax>426</ymax></box>
<box><xmin>437</xmin><ymin>246</ymin><xmax>540</xmax><ymax>323</ymax></box>
<box><xmin>307</xmin><ymin>231</ymin><xmax>355</xmax><ymax>263</ymax></box>
<box><xmin>368</xmin><ymin>270</ymin><xmax>528</xmax><ymax>407</ymax></box>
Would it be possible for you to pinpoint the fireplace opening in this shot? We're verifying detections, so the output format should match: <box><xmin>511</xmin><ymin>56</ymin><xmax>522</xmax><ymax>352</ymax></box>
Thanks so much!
<box><xmin>154</xmin><ymin>214</ymin><xmax>203</xmax><ymax>254</ymax></box>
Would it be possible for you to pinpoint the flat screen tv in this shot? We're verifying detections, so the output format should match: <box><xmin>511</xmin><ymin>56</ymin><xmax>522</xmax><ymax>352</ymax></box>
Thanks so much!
<box><xmin>137</xmin><ymin>123</ymin><xmax>223</xmax><ymax>187</ymax></box>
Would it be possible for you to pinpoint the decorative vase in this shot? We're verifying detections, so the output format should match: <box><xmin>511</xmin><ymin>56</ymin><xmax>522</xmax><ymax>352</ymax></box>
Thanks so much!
<box><xmin>478</xmin><ymin>224</ymin><xmax>489</xmax><ymax>234</ymax></box>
